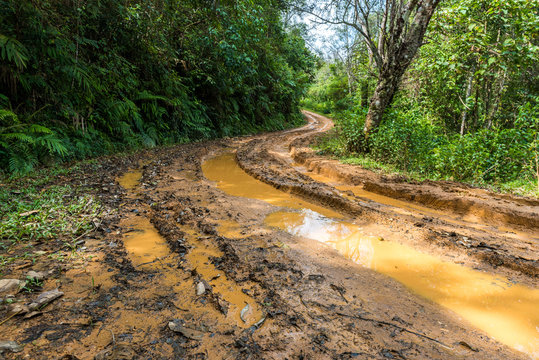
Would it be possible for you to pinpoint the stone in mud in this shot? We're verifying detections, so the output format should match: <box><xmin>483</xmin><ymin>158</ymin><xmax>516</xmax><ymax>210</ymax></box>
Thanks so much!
<box><xmin>26</xmin><ymin>270</ymin><xmax>50</xmax><ymax>281</ymax></box>
<box><xmin>7</xmin><ymin>303</ymin><xmax>29</xmax><ymax>316</ymax></box>
<box><xmin>0</xmin><ymin>340</ymin><xmax>23</xmax><ymax>353</ymax></box>
<box><xmin>201</xmin><ymin>279</ymin><xmax>212</xmax><ymax>292</ymax></box>
<box><xmin>168</xmin><ymin>320</ymin><xmax>205</xmax><ymax>340</ymax></box>
<box><xmin>240</xmin><ymin>304</ymin><xmax>250</xmax><ymax>323</ymax></box>
<box><xmin>196</xmin><ymin>282</ymin><xmax>206</xmax><ymax>296</ymax></box>
<box><xmin>28</xmin><ymin>289</ymin><xmax>63</xmax><ymax>311</ymax></box>
<box><xmin>0</xmin><ymin>279</ymin><xmax>25</xmax><ymax>296</ymax></box>
<box><xmin>23</xmin><ymin>311</ymin><xmax>42</xmax><ymax>319</ymax></box>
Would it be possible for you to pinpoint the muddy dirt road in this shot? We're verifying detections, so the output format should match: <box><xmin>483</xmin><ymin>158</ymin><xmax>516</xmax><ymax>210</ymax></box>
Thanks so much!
<box><xmin>1</xmin><ymin>111</ymin><xmax>538</xmax><ymax>359</ymax></box>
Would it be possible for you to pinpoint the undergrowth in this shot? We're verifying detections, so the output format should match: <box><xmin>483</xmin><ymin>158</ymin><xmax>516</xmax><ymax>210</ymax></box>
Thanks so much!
<box><xmin>0</xmin><ymin>167</ymin><xmax>102</xmax><ymax>273</ymax></box>
<box><xmin>0</xmin><ymin>1</ymin><xmax>315</xmax><ymax>176</ymax></box>
<box><xmin>312</xmin><ymin>102</ymin><xmax>539</xmax><ymax>198</ymax></box>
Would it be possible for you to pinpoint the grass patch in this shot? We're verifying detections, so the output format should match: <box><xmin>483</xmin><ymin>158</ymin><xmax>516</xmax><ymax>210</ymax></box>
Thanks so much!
<box><xmin>0</xmin><ymin>166</ymin><xmax>103</xmax><ymax>274</ymax></box>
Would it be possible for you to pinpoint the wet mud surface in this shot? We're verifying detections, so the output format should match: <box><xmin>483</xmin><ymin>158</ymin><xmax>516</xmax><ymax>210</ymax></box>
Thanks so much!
<box><xmin>0</xmin><ymin>111</ymin><xmax>537</xmax><ymax>359</ymax></box>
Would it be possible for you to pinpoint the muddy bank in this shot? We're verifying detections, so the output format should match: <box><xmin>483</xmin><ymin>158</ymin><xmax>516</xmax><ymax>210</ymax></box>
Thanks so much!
<box><xmin>235</xmin><ymin>111</ymin><xmax>538</xmax><ymax>280</ymax></box>
<box><xmin>290</xmin><ymin>113</ymin><xmax>539</xmax><ymax>230</ymax></box>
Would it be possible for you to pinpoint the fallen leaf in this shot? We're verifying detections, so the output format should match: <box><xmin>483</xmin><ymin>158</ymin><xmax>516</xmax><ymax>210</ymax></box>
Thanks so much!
<box><xmin>28</xmin><ymin>289</ymin><xmax>63</xmax><ymax>311</ymax></box>
<box><xmin>168</xmin><ymin>321</ymin><xmax>205</xmax><ymax>340</ymax></box>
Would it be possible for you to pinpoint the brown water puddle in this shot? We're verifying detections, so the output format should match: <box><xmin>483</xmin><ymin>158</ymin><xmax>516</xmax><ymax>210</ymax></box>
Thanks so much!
<box><xmin>202</xmin><ymin>153</ymin><xmax>342</xmax><ymax>219</ymax></box>
<box><xmin>203</xmin><ymin>152</ymin><xmax>539</xmax><ymax>358</ymax></box>
<box><xmin>123</xmin><ymin>217</ymin><xmax>172</xmax><ymax>267</ymax></box>
<box><xmin>215</xmin><ymin>220</ymin><xmax>250</xmax><ymax>239</ymax></box>
<box><xmin>184</xmin><ymin>229</ymin><xmax>263</xmax><ymax>326</ymax></box>
<box><xmin>306</xmin><ymin>171</ymin><xmax>538</xmax><ymax>243</ymax></box>
<box><xmin>118</xmin><ymin>167</ymin><xmax>261</xmax><ymax>329</ymax></box>
<box><xmin>118</xmin><ymin>169</ymin><xmax>143</xmax><ymax>190</ymax></box>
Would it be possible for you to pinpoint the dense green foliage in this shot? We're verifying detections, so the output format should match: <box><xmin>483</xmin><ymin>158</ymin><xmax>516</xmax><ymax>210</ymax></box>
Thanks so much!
<box><xmin>305</xmin><ymin>0</ymin><xmax>539</xmax><ymax>194</ymax></box>
<box><xmin>0</xmin><ymin>0</ymin><xmax>315</xmax><ymax>175</ymax></box>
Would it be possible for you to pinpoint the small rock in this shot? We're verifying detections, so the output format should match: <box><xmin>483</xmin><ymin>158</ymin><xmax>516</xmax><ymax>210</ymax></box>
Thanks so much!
<box><xmin>201</xmin><ymin>279</ymin><xmax>212</xmax><ymax>292</ymax></box>
<box><xmin>0</xmin><ymin>279</ymin><xmax>25</xmax><ymax>296</ymax></box>
<box><xmin>28</xmin><ymin>289</ymin><xmax>63</xmax><ymax>311</ymax></box>
<box><xmin>7</xmin><ymin>303</ymin><xmax>29</xmax><ymax>316</ymax></box>
<box><xmin>240</xmin><ymin>304</ymin><xmax>250</xmax><ymax>323</ymax></box>
<box><xmin>168</xmin><ymin>321</ymin><xmax>205</xmax><ymax>340</ymax></box>
<box><xmin>23</xmin><ymin>311</ymin><xmax>42</xmax><ymax>319</ymax></box>
<box><xmin>196</xmin><ymin>282</ymin><xmax>206</xmax><ymax>296</ymax></box>
<box><xmin>26</xmin><ymin>270</ymin><xmax>49</xmax><ymax>281</ymax></box>
<box><xmin>456</xmin><ymin>341</ymin><xmax>479</xmax><ymax>352</ymax></box>
<box><xmin>0</xmin><ymin>340</ymin><xmax>23</xmax><ymax>353</ymax></box>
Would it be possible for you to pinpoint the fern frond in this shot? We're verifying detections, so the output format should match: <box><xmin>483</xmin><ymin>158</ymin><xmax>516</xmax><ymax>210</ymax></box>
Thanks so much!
<box><xmin>0</xmin><ymin>34</ymin><xmax>29</xmax><ymax>70</ymax></box>
<box><xmin>27</xmin><ymin>124</ymin><xmax>53</xmax><ymax>134</ymax></box>
<box><xmin>37</xmin><ymin>135</ymin><xmax>68</xmax><ymax>156</ymax></box>
<box><xmin>135</xmin><ymin>91</ymin><xmax>169</xmax><ymax>103</ymax></box>
<box><xmin>1</xmin><ymin>132</ymin><xmax>34</xmax><ymax>143</ymax></box>
<box><xmin>0</xmin><ymin>108</ymin><xmax>19</xmax><ymax>126</ymax></box>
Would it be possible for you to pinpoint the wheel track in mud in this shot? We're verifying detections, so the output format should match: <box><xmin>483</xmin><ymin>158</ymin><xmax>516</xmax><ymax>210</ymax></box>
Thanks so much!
<box><xmin>235</xmin><ymin>111</ymin><xmax>539</xmax><ymax>280</ymax></box>
<box><xmin>3</xmin><ymin>113</ymin><xmax>536</xmax><ymax>360</ymax></box>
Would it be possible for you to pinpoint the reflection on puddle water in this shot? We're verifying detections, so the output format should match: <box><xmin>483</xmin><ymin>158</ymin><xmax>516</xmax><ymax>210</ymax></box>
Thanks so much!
<box><xmin>266</xmin><ymin>209</ymin><xmax>539</xmax><ymax>358</ymax></box>
<box><xmin>202</xmin><ymin>152</ymin><xmax>539</xmax><ymax>358</ymax></box>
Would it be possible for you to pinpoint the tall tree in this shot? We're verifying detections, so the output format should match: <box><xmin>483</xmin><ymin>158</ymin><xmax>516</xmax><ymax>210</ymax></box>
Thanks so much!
<box><xmin>300</xmin><ymin>0</ymin><xmax>441</xmax><ymax>138</ymax></box>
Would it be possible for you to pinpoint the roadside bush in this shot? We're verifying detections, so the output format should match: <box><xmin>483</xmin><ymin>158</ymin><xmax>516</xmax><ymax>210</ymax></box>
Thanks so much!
<box><xmin>370</xmin><ymin>108</ymin><xmax>444</xmax><ymax>175</ymax></box>
<box><xmin>322</xmin><ymin>100</ymin><xmax>538</xmax><ymax>187</ymax></box>
<box><xmin>335</xmin><ymin>108</ymin><xmax>368</xmax><ymax>153</ymax></box>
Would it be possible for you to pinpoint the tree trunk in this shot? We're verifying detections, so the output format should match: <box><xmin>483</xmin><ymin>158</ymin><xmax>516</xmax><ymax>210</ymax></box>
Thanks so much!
<box><xmin>362</xmin><ymin>0</ymin><xmax>442</xmax><ymax>137</ymax></box>
<box><xmin>460</xmin><ymin>70</ymin><xmax>474</xmax><ymax>136</ymax></box>
<box><xmin>361</xmin><ymin>80</ymin><xmax>369</xmax><ymax>108</ymax></box>
<box><xmin>486</xmin><ymin>69</ymin><xmax>507</xmax><ymax>129</ymax></box>
<box><xmin>363</xmin><ymin>66</ymin><xmax>406</xmax><ymax>137</ymax></box>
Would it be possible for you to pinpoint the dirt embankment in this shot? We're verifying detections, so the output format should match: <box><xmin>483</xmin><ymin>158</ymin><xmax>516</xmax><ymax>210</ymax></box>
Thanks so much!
<box><xmin>290</xmin><ymin>123</ymin><xmax>539</xmax><ymax>230</ymax></box>
<box><xmin>0</xmin><ymin>112</ymin><xmax>536</xmax><ymax>359</ymax></box>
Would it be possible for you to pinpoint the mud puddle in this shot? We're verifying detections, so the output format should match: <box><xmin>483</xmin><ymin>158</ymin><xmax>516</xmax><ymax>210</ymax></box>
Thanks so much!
<box><xmin>123</xmin><ymin>217</ymin><xmax>172</xmax><ymax>267</ymax></box>
<box><xmin>203</xmin><ymin>152</ymin><xmax>539</xmax><ymax>359</ymax></box>
<box><xmin>118</xmin><ymin>167</ymin><xmax>261</xmax><ymax>329</ymax></box>
<box><xmin>202</xmin><ymin>153</ymin><xmax>341</xmax><ymax>219</ymax></box>
<box><xmin>118</xmin><ymin>168</ymin><xmax>173</xmax><ymax>268</ymax></box>
<box><xmin>117</xmin><ymin>168</ymin><xmax>143</xmax><ymax>191</ymax></box>
<box><xmin>302</xmin><ymin>168</ymin><xmax>538</xmax><ymax>243</ymax></box>
<box><xmin>215</xmin><ymin>219</ymin><xmax>250</xmax><ymax>239</ymax></box>
<box><xmin>183</xmin><ymin>228</ymin><xmax>263</xmax><ymax>326</ymax></box>
<box><xmin>266</xmin><ymin>209</ymin><xmax>539</xmax><ymax>358</ymax></box>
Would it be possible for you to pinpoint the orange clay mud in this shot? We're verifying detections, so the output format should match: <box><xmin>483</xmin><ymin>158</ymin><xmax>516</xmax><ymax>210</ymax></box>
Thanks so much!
<box><xmin>203</xmin><ymin>152</ymin><xmax>539</xmax><ymax>358</ymax></box>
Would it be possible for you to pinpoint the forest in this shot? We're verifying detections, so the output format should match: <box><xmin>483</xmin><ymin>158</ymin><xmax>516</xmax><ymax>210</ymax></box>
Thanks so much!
<box><xmin>0</xmin><ymin>0</ymin><xmax>315</xmax><ymax>174</ymax></box>
<box><xmin>302</xmin><ymin>0</ymin><xmax>538</xmax><ymax>195</ymax></box>
<box><xmin>1</xmin><ymin>1</ymin><xmax>538</xmax><ymax>358</ymax></box>
<box><xmin>1</xmin><ymin>0</ymin><xmax>537</xmax><ymax>196</ymax></box>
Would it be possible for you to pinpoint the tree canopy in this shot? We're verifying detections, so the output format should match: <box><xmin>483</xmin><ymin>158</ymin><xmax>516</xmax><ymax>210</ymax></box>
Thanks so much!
<box><xmin>303</xmin><ymin>0</ymin><xmax>539</xmax><ymax>193</ymax></box>
<box><xmin>0</xmin><ymin>0</ymin><xmax>316</xmax><ymax>174</ymax></box>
